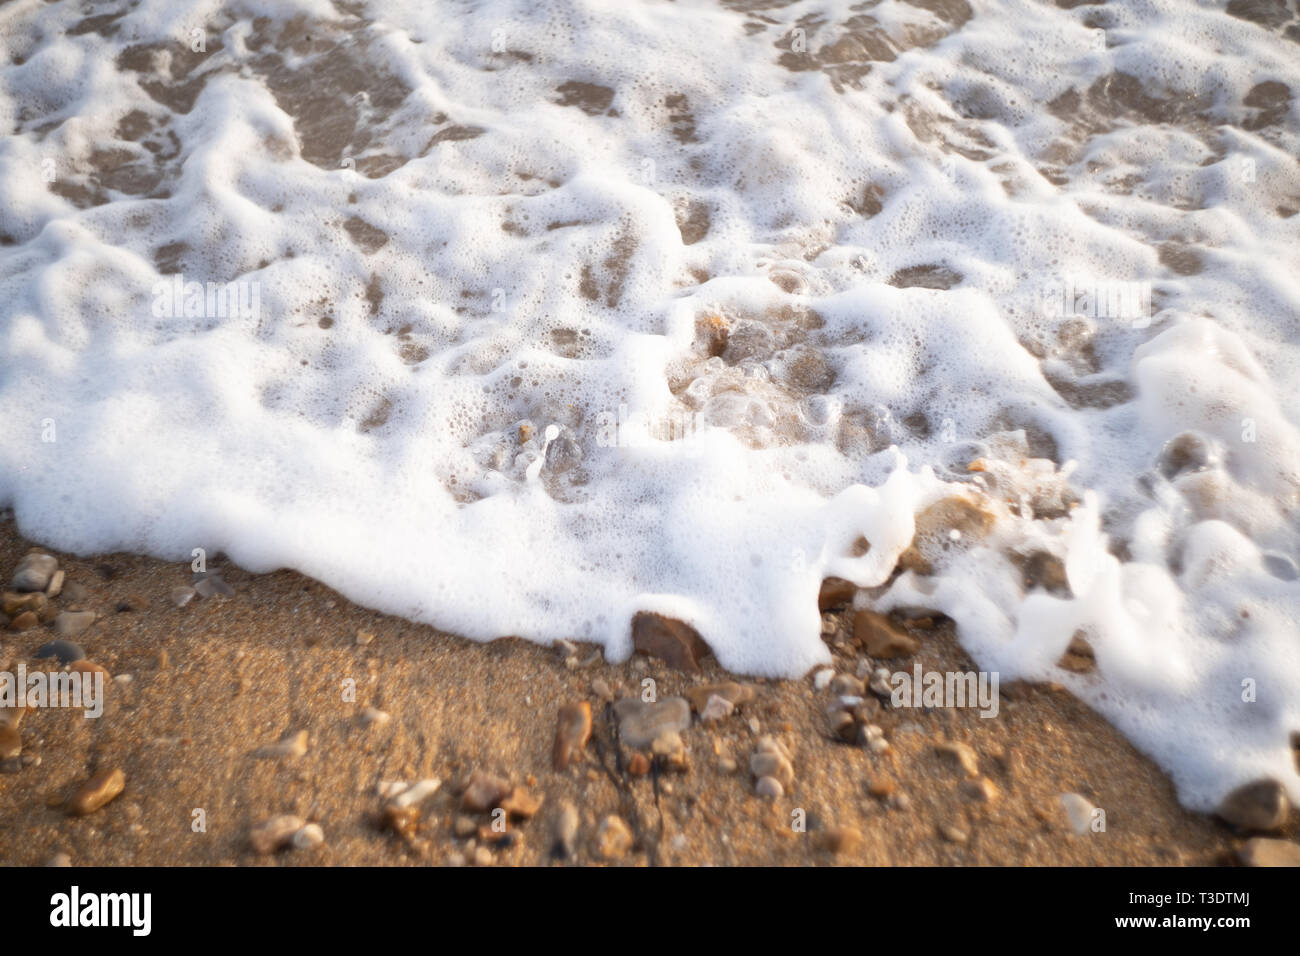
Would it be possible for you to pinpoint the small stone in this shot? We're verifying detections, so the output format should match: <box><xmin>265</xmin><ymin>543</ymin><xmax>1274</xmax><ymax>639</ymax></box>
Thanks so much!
<box><xmin>382</xmin><ymin>805</ymin><xmax>420</xmax><ymax>838</ymax></box>
<box><xmin>473</xmin><ymin>846</ymin><xmax>494</xmax><ymax>866</ymax></box>
<box><xmin>651</xmin><ymin>731</ymin><xmax>688</xmax><ymax>770</ymax></box>
<box><xmin>9</xmin><ymin>611</ymin><xmax>38</xmax><ymax>632</ymax></box>
<box><xmin>555</xmin><ymin>802</ymin><xmax>580</xmax><ymax>859</ymax></box>
<box><xmin>553</xmin><ymin>701</ymin><xmax>592</xmax><ymax>770</ymax></box>
<box><xmin>818</xmin><ymin>576</ymin><xmax>857</xmax><ymax>610</ymax></box>
<box><xmin>627</xmin><ymin>752</ymin><xmax>651</xmax><ymax>776</ymax></box>
<box><xmin>699</xmin><ymin>694</ymin><xmax>734</xmax><ymax>723</ymax></box>
<box><xmin>1237</xmin><ymin>837</ymin><xmax>1300</xmax><ymax>867</ymax></box>
<box><xmin>829</xmin><ymin>710</ymin><xmax>857</xmax><ymax>742</ymax></box>
<box><xmin>1059</xmin><ymin>793</ymin><xmax>1096</xmax><ymax>835</ymax></box>
<box><xmin>499</xmin><ymin>786</ymin><xmax>544</xmax><ymax>819</ymax></box>
<box><xmin>54</xmin><ymin>611</ymin><xmax>96</xmax><ymax>639</ymax></box>
<box><xmin>750</xmin><ymin>750</ymin><xmax>795</xmax><ymax>787</ymax></box>
<box><xmin>1058</xmin><ymin>631</ymin><xmax>1096</xmax><ymax>673</ymax></box>
<box><xmin>13</xmin><ymin>553</ymin><xmax>57</xmax><ymax>592</ymax></box>
<box><xmin>830</xmin><ymin>673</ymin><xmax>865</xmax><ymax>696</ymax></box>
<box><xmin>355</xmin><ymin>629</ymin><xmax>375</xmax><ymax>646</ymax></box>
<box><xmin>45</xmin><ymin>570</ymin><xmax>65</xmax><ymax>598</ymax></box>
<box><xmin>594</xmin><ymin>815</ymin><xmax>633</xmax><ymax>859</ymax></box>
<box><xmin>612</xmin><ymin>696</ymin><xmax>691</xmax><ymax>749</ymax></box>
<box><xmin>683</xmin><ymin>681</ymin><xmax>756</xmax><ymax>713</ymax></box>
<box><xmin>453</xmin><ymin>815</ymin><xmax>479</xmax><ymax>837</ymax></box>
<box><xmin>61</xmin><ymin>581</ymin><xmax>90</xmax><ymax>608</ymax></box>
<box><xmin>591</xmin><ymin>678</ymin><xmax>614</xmax><ymax>701</ymax></box>
<box><xmin>869</xmin><ymin>667</ymin><xmax>893</xmax><ymax>697</ymax></box>
<box><xmin>935</xmin><ymin>741</ymin><xmax>980</xmax><ymax>778</ymax></box>
<box><xmin>67</xmin><ymin>768</ymin><xmax>126</xmax><ymax>816</ymax></box>
<box><xmin>291</xmin><ymin>823</ymin><xmax>325</xmax><ymax>850</ymax></box>
<box><xmin>70</xmin><ymin>659</ymin><xmax>111</xmax><ymax>679</ymax></box>
<box><xmin>812</xmin><ymin>668</ymin><xmax>834</xmax><ymax>690</ymax></box>
<box><xmin>169</xmin><ymin>586</ymin><xmax>196</xmax><ymax>608</ymax></box>
<box><xmin>630</xmin><ymin>611</ymin><xmax>710</xmax><ymax>672</ymax></box>
<box><xmin>854</xmin><ymin>610</ymin><xmax>920</xmax><ymax>658</ymax></box>
<box><xmin>940</xmin><ymin>824</ymin><xmax>968</xmax><ymax>844</ymax></box>
<box><xmin>815</xmin><ymin>825</ymin><xmax>862</xmax><ymax>856</ymax></box>
<box><xmin>359</xmin><ymin>706</ymin><xmax>390</xmax><ymax>729</ymax></box>
<box><xmin>718</xmin><ymin>755</ymin><xmax>737</xmax><ymax>774</ymax></box>
<box><xmin>962</xmin><ymin>776</ymin><xmax>999</xmax><ymax>802</ymax></box>
<box><xmin>253</xmin><ymin>729</ymin><xmax>308</xmax><ymax>759</ymax></box>
<box><xmin>193</xmin><ymin>573</ymin><xmax>234</xmax><ymax>598</ymax></box>
<box><xmin>868</xmin><ymin>778</ymin><xmax>895</xmax><ymax>799</ymax></box>
<box><xmin>755</xmin><ymin>775</ymin><xmax>784</xmax><ymax>799</ymax></box>
<box><xmin>3</xmin><ymin>591</ymin><xmax>47</xmax><ymax>617</ymax></box>
<box><xmin>250</xmin><ymin>814</ymin><xmax>304</xmax><ymax>853</ymax></box>
<box><xmin>35</xmin><ymin>638</ymin><xmax>85</xmax><ymax>664</ymax></box>
<box><xmin>0</xmin><ymin>724</ymin><xmax>20</xmax><ymax>760</ymax></box>
<box><xmin>389</xmin><ymin>778</ymin><xmax>441</xmax><ymax>809</ymax></box>
<box><xmin>47</xmin><ymin>852</ymin><xmax>72</xmax><ymax>867</ymax></box>
<box><xmin>1216</xmin><ymin>779</ymin><xmax>1289</xmax><ymax>833</ymax></box>
<box><xmin>461</xmin><ymin>770</ymin><xmax>512</xmax><ymax>813</ymax></box>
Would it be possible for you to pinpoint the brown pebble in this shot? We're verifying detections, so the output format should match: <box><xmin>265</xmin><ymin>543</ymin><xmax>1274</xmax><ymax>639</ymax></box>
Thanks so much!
<box><xmin>67</xmin><ymin>768</ymin><xmax>126</xmax><ymax>816</ymax></box>
<box><xmin>815</xmin><ymin>825</ymin><xmax>862</xmax><ymax>856</ymax></box>
<box><xmin>461</xmin><ymin>770</ymin><xmax>512</xmax><ymax>813</ymax></box>
<box><xmin>70</xmin><ymin>660</ymin><xmax>111</xmax><ymax>679</ymax></box>
<box><xmin>854</xmin><ymin>609</ymin><xmax>920</xmax><ymax>658</ymax></box>
<box><xmin>628</xmin><ymin>752</ymin><xmax>651</xmax><ymax>776</ymax></box>
<box><xmin>817</xmin><ymin>577</ymin><xmax>857</xmax><ymax>610</ymax></box>
<box><xmin>0</xmin><ymin>724</ymin><xmax>20</xmax><ymax>760</ymax></box>
<box><xmin>9</xmin><ymin>611</ymin><xmax>38</xmax><ymax>631</ymax></box>
<box><xmin>249</xmin><ymin>814</ymin><xmax>304</xmax><ymax>854</ymax></box>
<box><xmin>552</xmin><ymin>701</ymin><xmax>592</xmax><ymax>771</ymax></box>
<box><xmin>631</xmin><ymin>611</ymin><xmax>711</xmax><ymax>672</ymax></box>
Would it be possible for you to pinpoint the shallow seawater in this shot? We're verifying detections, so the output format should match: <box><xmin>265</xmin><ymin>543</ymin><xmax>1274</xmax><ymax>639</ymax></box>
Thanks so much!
<box><xmin>0</xmin><ymin>0</ymin><xmax>1298</xmax><ymax>810</ymax></box>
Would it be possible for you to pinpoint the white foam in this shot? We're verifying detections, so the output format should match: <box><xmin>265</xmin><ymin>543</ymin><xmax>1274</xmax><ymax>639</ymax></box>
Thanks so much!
<box><xmin>1</xmin><ymin>0</ymin><xmax>1298</xmax><ymax>810</ymax></box>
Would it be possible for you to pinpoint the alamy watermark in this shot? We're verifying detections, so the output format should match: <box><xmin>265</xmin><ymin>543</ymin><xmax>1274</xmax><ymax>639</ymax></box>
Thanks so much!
<box><xmin>1042</xmin><ymin>276</ymin><xmax>1151</xmax><ymax>328</ymax></box>
<box><xmin>152</xmin><ymin>274</ymin><xmax>261</xmax><ymax>320</ymax></box>
<box><xmin>890</xmin><ymin>664</ymin><xmax>999</xmax><ymax>718</ymax></box>
<box><xmin>0</xmin><ymin>664</ymin><xmax>104</xmax><ymax>718</ymax></box>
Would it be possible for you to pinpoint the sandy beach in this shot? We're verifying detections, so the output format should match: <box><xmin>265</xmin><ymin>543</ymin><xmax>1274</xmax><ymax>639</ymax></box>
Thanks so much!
<box><xmin>3</xmin><ymin>517</ymin><xmax>1293</xmax><ymax>867</ymax></box>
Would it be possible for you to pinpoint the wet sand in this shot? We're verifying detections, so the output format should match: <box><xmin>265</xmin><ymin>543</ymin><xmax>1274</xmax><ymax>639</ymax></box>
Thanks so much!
<box><xmin>1</xmin><ymin>517</ymin><xmax>1287</xmax><ymax>867</ymax></box>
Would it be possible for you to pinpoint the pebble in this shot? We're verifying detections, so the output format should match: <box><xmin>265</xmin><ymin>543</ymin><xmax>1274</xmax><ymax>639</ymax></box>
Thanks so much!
<box><xmin>45</xmin><ymin>570</ymin><xmax>65</xmax><ymax>598</ymax></box>
<box><xmin>699</xmin><ymin>694</ymin><xmax>734</xmax><ymax>723</ymax></box>
<box><xmin>627</xmin><ymin>752</ymin><xmax>651</xmax><ymax>776</ymax></box>
<box><xmin>817</xmin><ymin>576</ymin><xmax>857</xmax><ymax>610</ymax></box>
<box><xmin>812</xmin><ymin>668</ymin><xmax>833</xmax><ymax>690</ymax></box>
<box><xmin>169</xmin><ymin>586</ymin><xmax>196</xmax><ymax>608</ymax></box>
<box><xmin>612</xmin><ymin>696</ymin><xmax>691</xmax><ymax>749</ymax></box>
<box><xmin>750</xmin><ymin>750</ymin><xmax>795</xmax><ymax>787</ymax></box>
<box><xmin>854</xmin><ymin>610</ymin><xmax>920</xmax><ymax>658</ymax></box>
<box><xmin>61</xmin><ymin>581</ymin><xmax>90</xmax><ymax>608</ymax></box>
<box><xmin>935</xmin><ymin>741</ymin><xmax>980</xmax><ymax>778</ymax></box>
<box><xmin>453</xmin><ymin>815</ymin><xmax>479</xmax><ymax>837</ymax></box>
<box><xmin>594</xmin><ymin>815</ymin><xmax>633</xmax><ymax>859</ymax></box>
<box><xmin>389</xmin><ymin>779</ymin><xmax>442</xmax><ymax>809</ymax></box>
<box><xmin>591</xmin><ymin>678</ymin><xmax>614</xmax><ymax>701</ymax></box>
<box><xmin>46</xmin><ymin>852</ymin><xmax>72</xmax><ymax>867</ymax></box>
<box><xmin>250</xmin><ymin>814</ymin><xmax>305</xmax><ymax>854</ymax></box>
<box><xmin>554</xmin><ymin>802</ymin><xmax>580</xmax><ymax>859</ymax></box>
<box><xmin>9</xmin><ymin>611</ymin><xmax>38</xmax><ymax>631</ymax></box>
<box><xmin>962</xmin><ymin>777</ymin><xmax>999</xmax><ymax>803</ymax></box>
<box><xmin>630</xmin><ymin>611</ymin><xmax>710</xmax><ymax>672</ymax></box>
<box><xmin>0</xmin><ymin>724</ymin><xmax>20</xmax><ymax>760</ymax></box>
<box><xmin>1237</xmin><ymin>837</ymin><xmax>1300</xmax><ymax>867</ymax></box>
<box><xmin>830</xmin><ymin>673</ymin><xmax>865</xmax><ymax>697</ymax></box>
<box><xmin>755</xmin><ymin>775</ymin><xmax>784</xmax><ymax>799</ymax></box>
<box><xmin>253</xmin><ymin>730</ymin><xmax>309</xmax><ymax>759</ymax></box>
<box><xmin>67</xmin><ymin>768</ymin><xmax>126</xmax><ymax>816</ymax></box>
<box><xmin>651</xmin><ymin>731</ymin><xmax>688</xmax><ymax>771</ymax></box>
<box><xmin>291</xmin><ymin>823</ymin><xmax>325</xmax><ymax>850</ymax></box>
<box><xmin>193</xmin><ymin>573</ymin><xmax>234</xmax><ymax>598</ymax></box>
<box><xmin>683</xmin><ymin>681</ymin><xmax>756</xmax><ymax>713</ymax></box>
<box><xmin>868</xmin><ymin>667</ymin><xmax>893</xmax><ymax>697</ymax></box>
<box><xmin>71</xmin><ymin>660</ymin><xmax>111</xmax><ymax>679</ymax></box>
<box><xmin>1059</xmin><ymin>793</ymin><xmax>1096</xmax><ymax>835</ymax></box>
<box><xmin>499</xmin><ymin>786</ymin><xmax>544</xmax><ymax>819</ymax></box>
<box><xmin>1216</xmin><ymin>779</ymin><xmax>1289</xmax><ymax>833</ymax></box>
<box><xmin>553</xmin><ymin>700</ymin><xmax>592</xmax><ymax>770</ymax></box>
<box><xmin>355</xmin><ymin>629</ymin><xmax>375</xmax><ymax>646</ymax></box>
<box><xmin>815</xmin><ymin>825</ymin><xmax>862</xmax><ymax>856</ymax></box>
<box><xmin>940</xmin><ymin>824</ymin><xmax>969</xmax><ymax>844</ymax></box>
<box><xmin>13</xmin><ymin>553</ymin><xmax>58</xmax><ymax>592</ymax></box>
<box><xmin>474</xmin><ymin>846</ymin><xmax>494</xmax><ymax>866</ymax></box>
<box><xmin>3</xmin><ymin>591</ymin><xmax>48</xmax><ymax>617</ymax></box>
<box><xmin>35</xmin><ymin>639</ymin><xmax>85</xmax><ymax>664</ymax></box>
<box><xmin>461</xmin><ymin>770</ymin><xmax>512</xmax><ymax>813</ymax></box>
<box><xmin>359</xmin><ymin>706</ymin><xmax>390</xmax><ymax>729</ymax></box>
<box><xmin>53</xmin><ymin>611</ymin><xmax>96</xmax><ymax>639</ymax></box>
